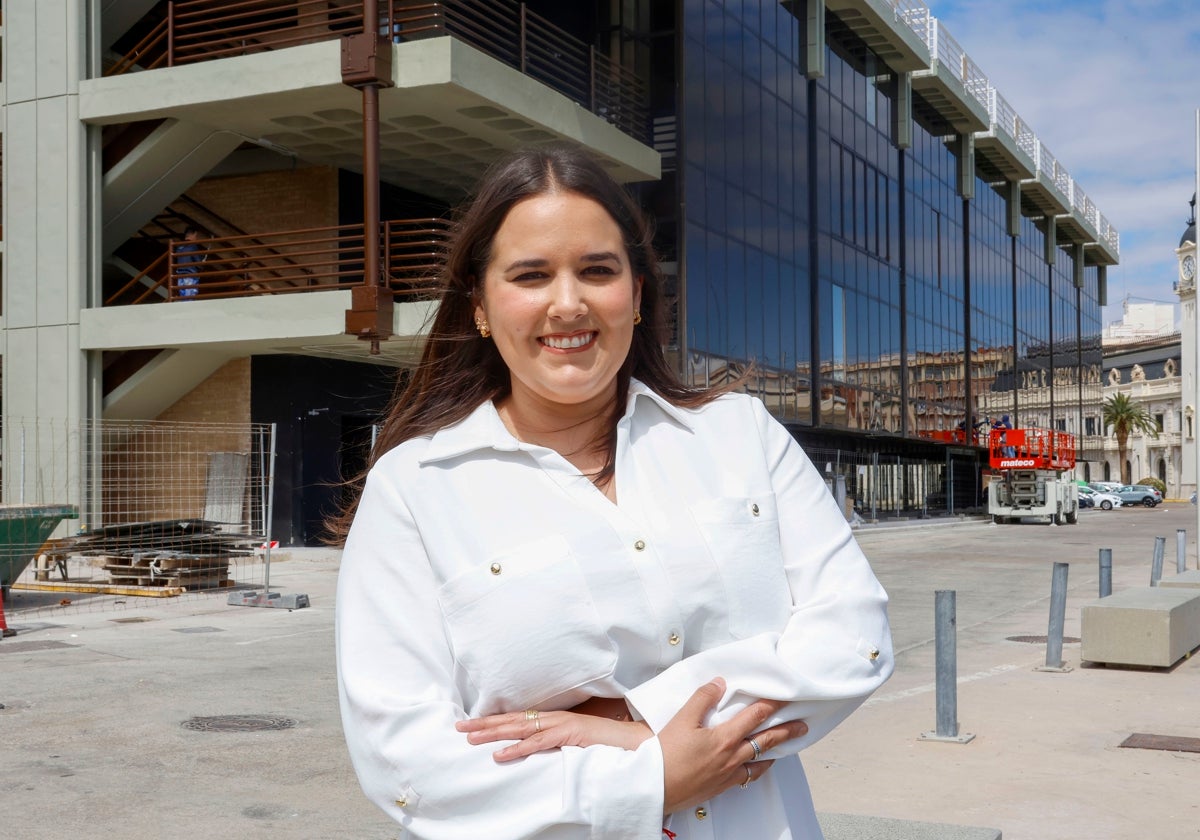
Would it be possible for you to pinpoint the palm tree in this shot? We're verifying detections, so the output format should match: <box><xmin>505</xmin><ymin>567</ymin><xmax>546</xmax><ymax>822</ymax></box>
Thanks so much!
<box><xmin>1102</xmin><ymin>393</ymin><xmax>1159</xmax><ymax>484</ymax></box>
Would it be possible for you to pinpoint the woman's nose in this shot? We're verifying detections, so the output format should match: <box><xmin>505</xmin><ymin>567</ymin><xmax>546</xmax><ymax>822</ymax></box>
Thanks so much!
<box><xmin>547</xmin><ymin>274</ymin><xmax>586</xmax><ymax>319</ymax></box>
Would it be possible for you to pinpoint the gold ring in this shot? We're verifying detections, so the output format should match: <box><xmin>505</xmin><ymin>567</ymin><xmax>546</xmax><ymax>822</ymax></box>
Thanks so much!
<box><xmin>524</xmin><ymin>709</ymin><xmax>539</xmax><ymax>721</ymax></box>
<box><xmin>740</xmin><ymin>765</ymin><xmax>752</xmax><ymax>789</ymax></box>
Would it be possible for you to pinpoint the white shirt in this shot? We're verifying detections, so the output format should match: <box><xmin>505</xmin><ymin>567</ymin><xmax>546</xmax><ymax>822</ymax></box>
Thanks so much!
<box><xmin>336</xmin><ymin>380</ymin><xmax>893</xmax><ymax>839</ymax></box>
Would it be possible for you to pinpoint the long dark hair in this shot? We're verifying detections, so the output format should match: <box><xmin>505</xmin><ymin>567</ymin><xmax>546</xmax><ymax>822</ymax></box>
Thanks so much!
<box><xmin>328</xmin><ymin>144</ymin><xmax>740</xmax><ymax>541</ymax></box>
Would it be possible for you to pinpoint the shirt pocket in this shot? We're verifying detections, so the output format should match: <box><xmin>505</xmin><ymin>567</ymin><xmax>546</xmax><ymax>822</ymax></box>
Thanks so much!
<box><xmin>436</xmin><ymin>535</ymin><xmax>618</xmax><ymax>709</ymax></box>
<box><xmin>689</xmin><ymin>494</ymin><xmax>793</xmax><ymax>638</ymax></box>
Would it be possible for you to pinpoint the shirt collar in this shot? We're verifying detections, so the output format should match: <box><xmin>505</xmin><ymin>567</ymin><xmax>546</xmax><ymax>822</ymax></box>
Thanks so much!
<box><xmin>418</xmin><ymin>378</ymin><xmax>695</xmax><ymax>465</ymax></box>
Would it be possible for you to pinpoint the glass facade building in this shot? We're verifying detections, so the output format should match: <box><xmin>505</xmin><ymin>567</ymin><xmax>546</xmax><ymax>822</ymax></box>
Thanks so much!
<box><xmin>664</xmin><ymin>1</ymin><xmax>1112</xmax><ymax>516</ymax></box>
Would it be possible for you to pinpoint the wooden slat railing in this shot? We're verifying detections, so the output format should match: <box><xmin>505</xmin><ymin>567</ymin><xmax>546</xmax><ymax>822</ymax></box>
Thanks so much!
<box><xmin>106</xmin><ymin>0</ymin><xmax>650</xmax><ymax>142</ymax></box>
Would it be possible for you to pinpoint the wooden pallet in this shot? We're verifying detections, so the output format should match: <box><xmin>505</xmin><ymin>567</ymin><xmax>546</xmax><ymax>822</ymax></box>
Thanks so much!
<box><xmin>104</xmin><ymin>572</ymin><xmax>233</xmax><ymax>590</ymax></box>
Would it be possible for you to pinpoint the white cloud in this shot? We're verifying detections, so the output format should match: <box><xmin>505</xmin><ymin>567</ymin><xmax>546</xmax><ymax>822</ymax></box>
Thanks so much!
<box><xmin>929</xmin><ymin>0</ymin><xmax>1200</xmax><ymax>321</ymax></box>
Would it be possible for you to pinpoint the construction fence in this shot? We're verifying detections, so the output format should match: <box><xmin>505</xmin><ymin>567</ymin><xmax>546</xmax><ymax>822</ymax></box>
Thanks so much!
<box><xmin>0</xmin><ymin>418</ymin><xmax>275</xmax><ymax>615</ymax></box>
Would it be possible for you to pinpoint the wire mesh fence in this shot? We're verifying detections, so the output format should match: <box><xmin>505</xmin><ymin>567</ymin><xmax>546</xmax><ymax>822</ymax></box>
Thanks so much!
<box><xmin>0</xmin><ymin>418</ymin><xmax>275</xmax><ymax>616</ymax></box>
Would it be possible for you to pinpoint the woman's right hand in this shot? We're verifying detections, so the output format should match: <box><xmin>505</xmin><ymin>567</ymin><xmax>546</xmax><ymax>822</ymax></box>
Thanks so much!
<box><xmin>658</xmin><ymin>677</ymin><xmax>808</xmax><ymax>815</ymax></box>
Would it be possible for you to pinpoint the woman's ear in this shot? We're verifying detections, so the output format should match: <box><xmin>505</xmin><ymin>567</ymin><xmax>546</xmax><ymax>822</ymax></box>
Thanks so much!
<box><xmin>633</xmin><ymin>274</ymin><xmax>644</xmax><ymax>313</ymax></box>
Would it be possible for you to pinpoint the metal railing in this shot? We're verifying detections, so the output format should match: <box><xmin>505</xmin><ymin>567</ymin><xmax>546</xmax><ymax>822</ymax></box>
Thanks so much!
<box><xmin>106</xmin><ymin>0</ymin><xmax>649</xmax><ymax>143</ymax></box>
<box><xmin>926</xmin><ymin>20</ymin><xmax>988</xmax><ymax>112</ymax></box>
<box><xmin>1099</xmin><ymin>214</ymin><xmax>1120</xmax><ymax>253</ymax></box>
<box><xmin>108</xmin><ymin>218</ymin><xmax>450</xmax><ymax>305</ymax></box>
<box><xmin>166</xmin><ymin>218</ymin><xmax>449</xmax><ymax>301</ymax></box>
<box><xmin>894</xmin><ymin>0</ymin><xmax>932</xmax><ymax>47</ymax></box>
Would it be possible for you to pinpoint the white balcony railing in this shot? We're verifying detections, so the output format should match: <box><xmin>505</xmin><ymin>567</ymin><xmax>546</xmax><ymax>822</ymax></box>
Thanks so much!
<box><xmin>894</xmin><ymin>0</ymin><xmax>932</xmax><ymax>46</ymax></box>
<box><xmin>925</xmin><ymin>19</ymin><xmax>989</xmax><ymax>111</ymax></box>
<box><xmin>868</xmin><ymin>0</ymin><xmax>1119</xmax><ymax>260</ymax></box>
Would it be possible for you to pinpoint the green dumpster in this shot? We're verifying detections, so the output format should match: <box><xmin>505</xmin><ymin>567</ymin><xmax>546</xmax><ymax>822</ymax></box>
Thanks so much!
<box><xmin>0</xmin><ymin>504</ymin><xmax>80</xmax><ymax>593</ymax></box>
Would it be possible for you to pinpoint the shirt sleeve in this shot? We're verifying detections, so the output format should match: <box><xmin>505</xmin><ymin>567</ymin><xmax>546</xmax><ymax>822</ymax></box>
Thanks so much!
<box><xmin>336</xmin><ymin>459</ymin><xmax>667</xmax><ymax>839</ymax></box>
<box><xmin>623</xmin><ymin>398</ymin><xmax>894</xmax><ymax>758</ymax></box>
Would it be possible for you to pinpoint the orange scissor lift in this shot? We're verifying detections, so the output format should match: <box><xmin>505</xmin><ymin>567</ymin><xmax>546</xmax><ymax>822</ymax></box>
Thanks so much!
<box><xmin>986</xmin><ymin>427</ymin><xmax>1079</xmax><ymax>525</ymax></box>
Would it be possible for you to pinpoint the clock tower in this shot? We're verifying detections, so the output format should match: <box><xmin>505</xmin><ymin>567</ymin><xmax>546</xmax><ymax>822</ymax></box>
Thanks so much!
<box><xmin>1178</xmin><ymin>193</ymin><xmax>1198</xmax><ymax>498</ymax></box>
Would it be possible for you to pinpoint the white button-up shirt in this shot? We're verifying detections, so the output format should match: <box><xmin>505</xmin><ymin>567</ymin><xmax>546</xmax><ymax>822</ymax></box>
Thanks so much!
<box><xmin>337</xmin><ymin>380</ymin><xmax>893</xmax><ymax>839</ymax></box>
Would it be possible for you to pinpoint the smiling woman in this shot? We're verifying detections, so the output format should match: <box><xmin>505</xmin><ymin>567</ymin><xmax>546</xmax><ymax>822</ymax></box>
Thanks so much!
<box><xmin>473</xmin><ymin>190</ymin><xmax>643</xmax><ymax>497</ymax></box>
<box><xmin>332</xmin><ymin>144</ymin><xmax>894</xmax><ymax>840</ymax></box>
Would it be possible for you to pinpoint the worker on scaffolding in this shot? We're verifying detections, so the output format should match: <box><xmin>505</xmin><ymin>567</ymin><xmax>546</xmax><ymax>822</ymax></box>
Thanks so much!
<box><xmin>992</xmin><ymin>415</ymin><xmax>1015</xmax><ymax>457</ymax></box>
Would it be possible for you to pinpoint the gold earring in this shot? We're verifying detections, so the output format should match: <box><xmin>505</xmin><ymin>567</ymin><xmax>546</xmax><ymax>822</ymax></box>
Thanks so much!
<box><xmin>633</xmin><ymin>310</ymin><xmax>643</xmax><ymax>325</ymax></box>
<box><xmin>475</xmin><ymin>318</ymin><xmax>490</xmax><ymax>338</ymax></box>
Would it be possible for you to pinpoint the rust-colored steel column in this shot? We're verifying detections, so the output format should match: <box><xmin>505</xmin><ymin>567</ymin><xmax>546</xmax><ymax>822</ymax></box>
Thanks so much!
<box><xmin>342</xmin><ymin>0</ymin><xmax>394</xmax><ymax>355</ymax></box>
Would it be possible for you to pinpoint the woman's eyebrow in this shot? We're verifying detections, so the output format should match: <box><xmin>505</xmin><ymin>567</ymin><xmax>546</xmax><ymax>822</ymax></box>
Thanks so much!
<box><xmin>502</xmin><ymin>257</ymin><xmax>549</xmax><ymax>272</ymax></box>
<box><xmin>502</xmin><ymin>252</ymin><xmax>622</xmax><ymax>272</ymax></box>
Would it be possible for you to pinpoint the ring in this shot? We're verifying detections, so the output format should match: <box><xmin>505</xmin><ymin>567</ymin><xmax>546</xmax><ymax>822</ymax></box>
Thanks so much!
<box><xmin>747</xmin><ymin>737</ymin><xmax>762</xmax><ymax>761</ymax></box>
<box><xmin>524</xmin><ymin>709</ymin><xmax>539</xmax><ymax>721</ymax></box>
<box><xmin>740</xmin><ymin>765</ymin><xmax>753</xmax><ymax>789</ymax></box>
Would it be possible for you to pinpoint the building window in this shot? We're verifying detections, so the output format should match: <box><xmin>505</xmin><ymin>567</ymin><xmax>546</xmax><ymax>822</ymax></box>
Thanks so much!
<box><xmin>1085</xmin><ymin>417</ymin><xmax>1097</xmax><ymax>436</ymax></box>
<box><xmin>1155</xmin><ymin>413</ymin><xmax>1164</xmax><ymax>433</ymax></box>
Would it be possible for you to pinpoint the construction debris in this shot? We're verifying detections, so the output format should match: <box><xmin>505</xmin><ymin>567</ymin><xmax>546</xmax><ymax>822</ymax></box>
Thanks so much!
<box><xmin>58</xmin><ymin>519</ymin><xmax>256</xmax><ymax>590</ymax></box>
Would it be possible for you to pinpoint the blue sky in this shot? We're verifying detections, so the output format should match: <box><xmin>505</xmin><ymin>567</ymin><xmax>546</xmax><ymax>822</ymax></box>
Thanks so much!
<box><xmin>928</xmin><ymin>0</ymin><xmax>1200</xmax><ymax>327</ymax></box>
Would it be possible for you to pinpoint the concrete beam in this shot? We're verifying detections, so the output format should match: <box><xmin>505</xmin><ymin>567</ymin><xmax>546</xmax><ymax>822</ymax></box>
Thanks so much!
<box><xmin>893</xmin><ymin>72</ymin><xmax>912</xmax><ymax>150</ymax></box>
<box><xmin>955</xmin><ymin>134</ymin><xmax>974</xmax><ymax>200</ymax></box>
<box><xmin>1006</xmin><ymin>181</ymin><xmax>1021</xmax><ymax>237</ymax></box>
<box><xmin>802</xmin><ymin>0</ymin><xmax>825</xmax><ymax>80</ymax></box>
<box><xmin>1043</xmin><ymin>216</ymin><xmax>1057</xmax><ymax>266</ymax></box>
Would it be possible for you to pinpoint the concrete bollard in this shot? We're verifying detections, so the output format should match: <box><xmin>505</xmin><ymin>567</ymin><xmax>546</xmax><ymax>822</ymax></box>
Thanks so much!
<box><xmin>1037</xmin><ymin>562</ymin><xmax>1072</xmax><ymax>672</ymax></box>
<box><xmin>1151</xmin><ymin>536</ymin><xmax>1165</xmax><ymax>587</ymax></box>
<box><xmin>1177</xmin><ymin>529</ymin><xmax>1187</xmax><ymax>575</ymax></box>
<box><xmin>1099</xmin><ymin>548</ymin><xmax>1112</xmax><ymax>598</ymax></box>
<box><xmin>919</xmin><ymin>590</ymin><xmax>975</xmax><ymax>743</ymax></box>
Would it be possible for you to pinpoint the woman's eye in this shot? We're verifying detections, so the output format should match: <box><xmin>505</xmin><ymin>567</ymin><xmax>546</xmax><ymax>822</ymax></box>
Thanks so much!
<box><xmin>512</xmin><ymin>272</ymin><xmax>548</xmax><ymax>282</ymax></box>
<box><xmin>582</xmin><ymin>265</ymin><xmax>617</xmax><ymax>276</ymax></box>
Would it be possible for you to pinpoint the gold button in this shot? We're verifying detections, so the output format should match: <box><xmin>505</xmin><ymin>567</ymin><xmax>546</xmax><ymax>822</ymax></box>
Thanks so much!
<box><xmin>668</xmin><ymin>633</ymin><xmax>680</xmax><ymax>646</ymax></box>
<box><xmin>695</xmin><ymin>807</ymin><xmax>708</xmax><ymax>820</ymax></box>
<box><xmin>394</xmin><ymin>797</ymin><xmax>407</xmax><ymax>808</ymax></box>
<box><xmin>869</xmin><ymin>647</ymin><xmax>880</xmax><ymax>661</ymax></box>
<box><xmin>490</xmin><ymin>563</ymin><xmax>502</xmax><ymax>575</ymax></box>
<box><xmin>634</xmin><ymin>539</ymin><xmax>646</xmax><ymax>551</ymax></box>
<box><xmin>751</xmin><ymin>503</ymin><xmax>760</xmax><ymax>516</ymax></box>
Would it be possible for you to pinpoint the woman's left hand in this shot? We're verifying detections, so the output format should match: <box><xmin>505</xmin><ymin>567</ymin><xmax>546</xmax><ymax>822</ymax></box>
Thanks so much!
<box><xmin>456</xmin><ymin>706</ymin><xmax>653</xmax><ymax>762</ymax></box>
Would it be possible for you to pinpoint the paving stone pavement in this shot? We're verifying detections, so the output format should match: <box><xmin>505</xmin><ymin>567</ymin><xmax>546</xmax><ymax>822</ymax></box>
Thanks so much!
<box><xmin>3</xmin><ymin>504</ymin><xmax>1198</xmax><ymax>839</ymax></box>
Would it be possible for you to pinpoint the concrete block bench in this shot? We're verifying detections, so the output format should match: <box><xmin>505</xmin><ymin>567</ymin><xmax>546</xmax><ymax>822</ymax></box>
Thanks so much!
<box><xmin>1158</xmin><ymin>569</ymin><xmax>1200</xmax><ymax>589</ymax></box>
<box><xmin>1081</xmin><ymin>587</ymin><xmax>1200</xmax><ymax>667</ymax></box>
<box><xmin>819</xmin><ymin>813</ymin><xmax>1001</xmax><ymax>839</ymax></box>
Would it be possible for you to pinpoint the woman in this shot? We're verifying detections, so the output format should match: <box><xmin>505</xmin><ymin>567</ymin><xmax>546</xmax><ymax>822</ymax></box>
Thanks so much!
<box><xmin>335</xmin><ymin>144</ymin><xmax>893</xmax><ymax>839</ymax></box>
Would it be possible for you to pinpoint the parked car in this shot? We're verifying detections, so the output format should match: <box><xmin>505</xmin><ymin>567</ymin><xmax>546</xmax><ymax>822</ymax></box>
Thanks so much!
<box><xmin>1113</xmin><ymin>485</ymin><xmax>1160</xmax><ymax>507</ymax></box>
<box><xmin>1089</xmin><ymin>481</ymin><xmax>1122</xmax><ymax>494</ymax></box>
<box><xmin>1080</xmin><ymin>486</ymin><xmax>1122</xmax><ymax>510</ymax></box>
<box><xmin>1077</xmin><ymin>491</ymin><xmax>1094</xmax><ymax>509</ymax></box>
<box><xmin>1133</xmin><ymin>484</ymin><xmax>1163</xmax><ymax>502</ymax></box>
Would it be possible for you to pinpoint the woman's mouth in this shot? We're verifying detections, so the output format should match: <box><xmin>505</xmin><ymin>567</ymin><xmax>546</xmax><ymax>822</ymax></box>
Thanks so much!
<box><xmin>540</xmin><ymin>332</ymin><xmax>597</xmax><ymax>350</ymax></box>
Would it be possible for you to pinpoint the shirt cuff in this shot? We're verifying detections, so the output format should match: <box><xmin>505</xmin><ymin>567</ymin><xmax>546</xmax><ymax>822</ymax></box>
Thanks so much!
<box><xmin>576</xmin><ymin>736</ymin><xmax>665</xmax><ymax>837</ymax></box>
